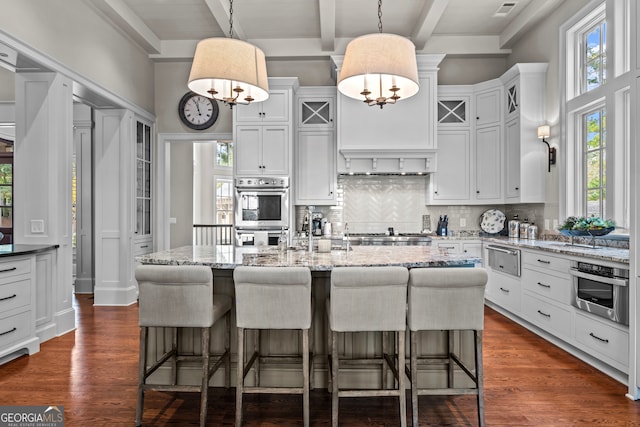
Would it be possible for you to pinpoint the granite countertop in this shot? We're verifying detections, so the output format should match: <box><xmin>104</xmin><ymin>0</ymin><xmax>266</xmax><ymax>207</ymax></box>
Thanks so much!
<box><xmin>136</xmin><ymin>245</ymin><xmax>482</xmax><ymax>271</ymax></box>
<box><xmin>0</xmin><ymin>244</ymin><xmax>59</xmax><ymax>257</ymax></box>
<box><xmin>483</xmin><ymin>236</ymin><xmax>629</xmax><ymax>264</ymax></box>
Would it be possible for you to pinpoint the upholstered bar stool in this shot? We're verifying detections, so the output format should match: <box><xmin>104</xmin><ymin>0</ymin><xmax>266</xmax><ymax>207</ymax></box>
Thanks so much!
<box><xmin>407</xmin><ymin>267</ymin><xmax>488</xmax><ymax>427</ymax></box>
<box><xmin>233</xmin><ymin>266</ymin><xmax>313</xmax><ymax>427</ymax></box>
<box><xmin>135</xmin><ymin>265</ymin><xmax>232</xmax><ymax>427</ymax></box>
<box><xmin>327</xmin><ymin>266</ymin><xmax>409</xmax><ymax>427</ymax></box>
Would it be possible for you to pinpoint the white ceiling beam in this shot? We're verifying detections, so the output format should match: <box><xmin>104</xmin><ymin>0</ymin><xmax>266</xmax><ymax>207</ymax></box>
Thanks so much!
<box><xmin>499</xmin><ymin>0</ymin><xmax>564</xmax><ymax>48</ymax></box>
<box><xmin>204</xmin><ymin>0</ymin><xmax>246</xmax><ymax>40</ymax></box>
<box><xmin>318</xmin><ymin>0</ymin><xmax>336</xmax><ymax>52</ymax></box>
<box><xmin>102</xmin><ymin>0</ymin><xmax>161</xmax><ymax>54</ymax></box>
<box><xmin>412</xmin><ymin>0</ymin><xmax>450</xmax><ymax>51</ymax></box>
<box><xmin>149</xmin><ymin>35</ymin><xmax>511</xmax><ymax>61</ymax></box>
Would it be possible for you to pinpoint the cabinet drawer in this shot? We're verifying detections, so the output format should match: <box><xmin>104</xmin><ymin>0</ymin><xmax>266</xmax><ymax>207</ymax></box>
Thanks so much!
<box><xmin>0</xmin><ymin>310</ymin><xmax>31</xmax><ymax>348</ymax></box>
<box><xmin>521</xmin><ymin>268</ymin><xmax>571</xmax><ymax>305</ymax></box>
<box><xmin>486</xmin><ymin>270</ymin><xmax>521</xmax><ymax>313</ymax></box>
<box><xmin>0</xmin><ymin>278</ymin><xmax>31</xmax><ymax>313</ymax></box>
<box><xmin>434</xmin><ymin>242</ymin><xmax>461</xmax><ymax>254</ymax></box>
<box><xmin>134</xmin><ymin>240</ymin><xmax>153</xmax><ymax>255</ymax></box>
<box><xmin>575</xmin><ymin>312</ymin><xmax>628</xmax><ymax>368</ymax></box>
<box><xmin>0</xmin><ymin>258</ymin><xmax>32</xmax><ymax>281</ymax></box>
<box><xmin>522</xmin><ymin>250</ymin><xmax>570</xmax><ymax>274</ymax></box>
<box><xmin>522</xmin><ymin>292</ymin><xmax>572</xmax><ymax>339</ymax></box>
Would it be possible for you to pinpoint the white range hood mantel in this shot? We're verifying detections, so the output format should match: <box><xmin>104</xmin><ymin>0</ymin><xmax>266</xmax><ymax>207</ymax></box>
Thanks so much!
<box><xmin>332</xmin><ymin>54</ymin><xmax>444</xmax><ymax>174</ymax></box>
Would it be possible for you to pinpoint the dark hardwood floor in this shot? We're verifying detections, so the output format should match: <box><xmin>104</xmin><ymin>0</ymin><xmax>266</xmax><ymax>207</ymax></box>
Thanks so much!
<box><xmin>0</xmin><ymin>294</ymin><xmax>638</xmax><ymax>426</ymax></box>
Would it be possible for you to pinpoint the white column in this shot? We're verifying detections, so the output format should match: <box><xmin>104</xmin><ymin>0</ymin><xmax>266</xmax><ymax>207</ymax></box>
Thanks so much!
<box><xmin>14</xmin><ymin>72</ymin><xmax>76</xmax><ymax>336</ymax></box>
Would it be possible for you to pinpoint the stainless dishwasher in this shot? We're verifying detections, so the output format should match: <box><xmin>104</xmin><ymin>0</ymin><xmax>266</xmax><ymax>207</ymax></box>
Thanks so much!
<box><xmin>486</xmin><ymin>245</ymin><xmax>521</xmax><ymax>277</ymax></box>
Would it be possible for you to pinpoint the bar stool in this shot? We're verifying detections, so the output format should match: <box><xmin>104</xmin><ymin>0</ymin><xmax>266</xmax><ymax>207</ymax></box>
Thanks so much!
<box><xmin>327</xmin><ymin>266</ymin><xmax>409</xmax><ymax>427</ymax></box>
<box><xmin>407</xmin><ymin>267</ymin><xmax>488</xmax><ymax>427</ymax></box>
<box><xmin>135</xmin><ymin>265</ymin><xmax>231</xmax><ymax>427</ymax></box>
<box><xmin>233</xmin><ymin>266</ymin><xmax>313</xmax><ymax>427</ymax></box>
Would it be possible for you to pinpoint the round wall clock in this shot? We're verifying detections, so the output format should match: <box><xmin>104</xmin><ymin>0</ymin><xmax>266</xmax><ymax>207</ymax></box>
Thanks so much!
<box><xmin>178</xmin><ymin>92</ymin><xmax>219</xmax><ymax>130</ymax></box>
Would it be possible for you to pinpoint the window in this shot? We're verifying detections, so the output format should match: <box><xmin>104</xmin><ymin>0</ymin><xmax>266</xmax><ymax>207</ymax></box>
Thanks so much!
<box><xmin>561</xmin><ymin>0</ymin><xmax>630</xmax><ymax>231</ymax></box>
<box><xmin>583</xmin><ymin>107</ymin><xmax>606</xmax><ymax>217</ymax></box>
<box><xmin>214</xmin><ymin>177</ymin><xmax>233</xmax><ymax>225</ymax></box>
<box><xmin>216</xmin><ymin>141</ymin><xmax>233</xmax><ymax>167</ymax></box>
<box><xmin>582</xmin><ymin>18</ymin><xmax>606</xmax><ymax>93</ymax></box>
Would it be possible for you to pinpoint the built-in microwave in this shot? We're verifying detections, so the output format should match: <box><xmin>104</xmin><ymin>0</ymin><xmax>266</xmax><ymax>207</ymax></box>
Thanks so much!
<box><xmin>569</xmin><ymin>261</ymin><xmax>629</xmax><ymax>325</ymax></box>
<box><xmin>234</xmin><ymin>177</ymin><xmax>289</xmax><ymax>229</ymax></box>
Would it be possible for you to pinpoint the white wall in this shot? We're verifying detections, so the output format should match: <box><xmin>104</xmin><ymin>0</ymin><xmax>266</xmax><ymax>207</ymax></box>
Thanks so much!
<box><xmin>0</xmin><ymin>0</ymin><xmax>155</xmax><ymax>112</ymax></box>
<box><xmin>505</xmin><ymin>0</ymin><xmax>587</xmax><ymax>223</ymax></box>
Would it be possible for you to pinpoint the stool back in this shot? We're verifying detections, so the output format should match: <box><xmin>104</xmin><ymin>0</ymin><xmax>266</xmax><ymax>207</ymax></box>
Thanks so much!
<box><xmin>136</xmin><ymin>265</ymin><xmax>214</xmax><ymax>328</ymax></box>
<box><xmin>233</xmin><ymin>266</ymin><xmax>312</xmax><ymax>329</ymax></box>
<box><xmin>408</xmin><ymin>267</ymin><xmax>488</xmax><ymax>331</ymax></box>
<box><xmin>330</xmin><ymin>266</ymin><xmax>409</xmax><ymax>332</ymax></box>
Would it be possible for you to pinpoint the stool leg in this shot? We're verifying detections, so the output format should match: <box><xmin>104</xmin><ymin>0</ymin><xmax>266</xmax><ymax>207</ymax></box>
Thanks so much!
<box><xmin>200</xmin><ymin>327</ymin><xmax>211</xmax><ymax>427</ymax></box>
<box><xmin>171</xmin><ymin>327</ymin><xmax>178</xmax><ymax>385</ymax></box>
<box><xmin>448</xmin><ymin>330</ymin><xmax>454</xmax><ymax>388</ymax></box>
<box><xmin>254</xmin><ymin>329</ymin><xmax>260</xmax><ymax>387</ymax></box>
<box><xmin>410</xmin><ymin>330</ymin><xmax>418</xmax><ymax>427</ymax></box>
<box><xmin>475</xmin><ymin>330</ymin><xmax>485</xmax><ymax>427</ymax></box>
<box><xmin>135</xmin><ymin>326</ymin><xmax>147</xmax><ymax>427</ymax></box>
<box><xmin>309</xmin><ymin>311</ymin><xmax>315</xmax><ymax>391</ymax></box>
<box><xmin>303</xmin><ymin>329</ymin><xmax>310</xmax><ymax>427</ymax></box>
<box><xmin>236</xmin><ymin>327</ymin><xmax>245</xmax><ymax>427</ymax></box>
<box><xmin>398</xmin><ymin>330</ymin><xmax>407</xmax><ymax>427</ymax></box>
<box><xmin>326</xmin><ymin>312</ymin><xmax>332</xmax><ymax>392</ymax></box>
<box><xmin>382</xmin><ymin>331</ymin><xmax>389</xmax><ymax>389</ymax></box>
<box><xmin>224</xmin><ymin>311</ymin><xmax>231</xmax><ymax>388</ymax></box>
<box><xmin>331</xmin><ymin>330</ymin><xmax>339</xmax><ymax>427</ymax></box>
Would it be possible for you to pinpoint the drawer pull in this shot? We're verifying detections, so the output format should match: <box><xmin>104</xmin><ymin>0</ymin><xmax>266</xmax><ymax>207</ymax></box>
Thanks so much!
<box><xmin>537</xmin><ymin>282</ymin><xmax>551</xmax><ymax>288</ymax></box>
<box><xmin>140</xmin><ymin>245</ymin><xmax>149</xmax><ymax>249</ymax></box>
<box><xmin>537</xmin><ymin>259</ymin><xmax>550</xmax><ymax>264</ymax></box>
<box><xmin>0</xmin><ymin>293</ymin><xmax>16</xmax><ymax>301</ymax></box>
<box><xmin>0</xmin><ymin>327</ymin><xmax>16</xmax><ymax>336</ymax></box>
<box><xmin>537</xmin><ymin>310</ymin><xmax>551</xmax><ymax>318</ymax></box>
<box><xmin>589</xmin><ymin>332</ymin><xmax>609</xmax><ymax>343</ymax></box>
<box><xmin>499</xmin><ymin>287</ymin><xmax>510</xmax><ymax>294</ymax></box>
<box><xmin>0</xmin><ymin>267</ymin><xmax>17</xmax><ymax>273</ymax></box>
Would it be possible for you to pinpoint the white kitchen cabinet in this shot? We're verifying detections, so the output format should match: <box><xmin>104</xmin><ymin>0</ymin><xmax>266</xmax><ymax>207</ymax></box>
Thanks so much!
<box><xmin>0</xmin><ymin>256</ymin><xmax>39</xmax><ymax>363</ymax></box>
<box><xmin>298</xmin><ymin>96</ymin><xmax>334</xmax><ymax>129</ymax></box>
<box><xmin>433</xmin><ymin>241</ymin><xmax>461</xmax><ymax>254</ymax></box>
<box><xmin>474</xmin><ymin>125</ymin><xmax>502</xmax><ymax>201</ymax></box>
<box><xmin>500</xmin><ymin>64</ymin><xmax>548</xmax><ymax>204</ymax></box>
<box><xmin>235</xmin><ymin>125</ymin><xmax>289</xmax><ymax>176</ymax></box>
<box><xmin>437</xmin><ymin>94</ymin><xmax>470</xmax><ymax>128</ymax></box>
<box><xmin>574</xmin><ymin>311</ymin><xmax>629</xmax><ymax>371</ymax></box>
<box><xmin>462</xmin><ymin>241</ymin><xmax>482</xmax><ymax>257</ymax></box>
<box><xmin>522</xmin><ymin>292</ymin><xmax>573</xmax><ymax>339</ymax></box>
<box><xmin>135</xmin><ymin>119</ymin><xmax>153</xmax><ymax>240</ymax></box>
<box><xmin>431</xmin><ymin>130</ymin><xmax>470</xmax><ymax>202</ymax></box>
<box><xmin>295</xmin><ymin>131</ymin><xmax>336</xmax><ymax>205</ymax></box>
<box><xmin>474</xmin><ymin>86</ymin><xmax>501</xmax><ymax>127</ymax></box>
<box><xmin>432</xmin><ymin>239</ymin><xmax>481</xmax><ymax>257</ymax></box>
<box><xmin>234</xmin><ymin>89</ymin><xmax>289</xmax><ymax>123</ymax></box>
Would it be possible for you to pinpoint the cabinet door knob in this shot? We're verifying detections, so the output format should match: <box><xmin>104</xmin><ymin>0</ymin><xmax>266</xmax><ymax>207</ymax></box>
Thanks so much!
<box><xmin>476</xmin><ymin>116</ymin><xmax>480</xmax><ymax>120</ymax></box>
<box><xmin>476</xmin><ymin>190</ymin><xmax>480</xmax><ymax>194</ymax></box>
<box><xmin>515</xmin><ymin>187</ymin><xmax>519</xmax><ymax>190</ymax></box>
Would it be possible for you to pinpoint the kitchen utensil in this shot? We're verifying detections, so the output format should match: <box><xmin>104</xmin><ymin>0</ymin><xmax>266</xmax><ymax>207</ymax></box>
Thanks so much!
<box><xmin>479</xmin><ymin>209</ymin><xmax>506</xmax><ymax>234</ymax></box>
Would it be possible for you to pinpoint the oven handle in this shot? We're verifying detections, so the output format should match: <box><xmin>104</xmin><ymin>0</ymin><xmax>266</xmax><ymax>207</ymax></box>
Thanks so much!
<box><xmin>486</xmin><ymin>245</ymin><xmax>519</xmax><ymax>256</ymax></box>
<box><xmin>569</xmin><ymin>268</ymin><xmax>628</xmax><ymax>287</ymax></box>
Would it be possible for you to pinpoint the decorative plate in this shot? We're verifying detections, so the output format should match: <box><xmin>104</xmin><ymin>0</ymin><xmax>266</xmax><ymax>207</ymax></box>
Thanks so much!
<box><xmin>479</xmin><ymin>209</ymin><xmax>506</xmax><ymax>234</ymax></box>
<box><xmin>559</xmin><ymin>227</ymin><xmax>614</xmax><ymax>237</ymax></box>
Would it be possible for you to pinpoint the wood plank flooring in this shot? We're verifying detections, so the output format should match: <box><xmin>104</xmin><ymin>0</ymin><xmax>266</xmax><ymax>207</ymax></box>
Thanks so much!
<box><xmin>0</xmin><ymin>295</ymin><xmax>638</xmax><ymax>426</ymax></box>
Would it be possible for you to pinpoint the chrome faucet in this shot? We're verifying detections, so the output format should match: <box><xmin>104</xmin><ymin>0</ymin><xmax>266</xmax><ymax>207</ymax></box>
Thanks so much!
<box><xmin>344</xmin><ymin>222</ymin><xmax>350</xmax><ymax>253</ymax></box>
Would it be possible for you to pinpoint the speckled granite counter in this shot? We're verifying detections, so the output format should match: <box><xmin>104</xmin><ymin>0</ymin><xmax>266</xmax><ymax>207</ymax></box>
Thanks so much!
<box><xmin>482</xmin><ymin>236</ymin><xmax>629</xmax><ymax>264</ymax></box>
<box><xmin>136</xmin><ymin>245</ymin><xmax>481</xmax><ymax>270</ymax></box>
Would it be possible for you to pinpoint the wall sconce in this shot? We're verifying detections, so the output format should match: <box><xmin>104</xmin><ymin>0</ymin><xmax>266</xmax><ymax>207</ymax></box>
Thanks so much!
<box><xmin>537</xmin><ymin>125</ymin><xmax>556</xmax><ymax>173</ymax></box>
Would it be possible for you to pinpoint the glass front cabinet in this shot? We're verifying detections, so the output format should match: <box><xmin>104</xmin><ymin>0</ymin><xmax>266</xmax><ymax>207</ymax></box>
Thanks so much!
<box><xmin>135</xmin><ymin>119</ymin><xmax>153</xmax><ymax>246</ymax></box>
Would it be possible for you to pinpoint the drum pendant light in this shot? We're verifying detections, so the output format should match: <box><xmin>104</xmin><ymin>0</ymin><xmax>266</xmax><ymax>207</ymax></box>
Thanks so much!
<box><xmin>338</xmin><ymin>0</ymin><xmax>419</xmax><ymax>108</ymax></box>
<box><xmin>188</xmin><ymin>0</ymin><xmax>269</xmax><ymax>107</ymax></box>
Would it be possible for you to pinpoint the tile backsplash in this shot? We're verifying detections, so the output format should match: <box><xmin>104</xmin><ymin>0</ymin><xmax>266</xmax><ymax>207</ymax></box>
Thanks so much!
<box><xmin>295</xmin><ymin>175</ymin><xmax>546</xmax><ymax>236</ymax></box>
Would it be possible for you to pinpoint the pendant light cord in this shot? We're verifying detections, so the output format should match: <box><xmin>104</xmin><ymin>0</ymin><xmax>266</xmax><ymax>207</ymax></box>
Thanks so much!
<box><xmin>378</xmin><ymin>0</ymin><xmax>383</xmax><ymax>33</ymax></box>
<box><xmin>228</xmin><ymin>0</ymin><xmax>234</xmax><ymax>38</ymax></box>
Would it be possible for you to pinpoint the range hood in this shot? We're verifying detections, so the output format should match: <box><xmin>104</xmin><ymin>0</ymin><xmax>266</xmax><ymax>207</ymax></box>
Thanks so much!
<box><xmin>332</xmin><ymin>54</ymin><xmax>444</xmax><ymax>175</ymax></box>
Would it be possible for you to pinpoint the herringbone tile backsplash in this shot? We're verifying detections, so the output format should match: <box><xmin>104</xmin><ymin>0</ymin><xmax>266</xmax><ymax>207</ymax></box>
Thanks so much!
<box><xmin>295</xmin><ymin>175</ymin><xmax>545</xmax><ymax>236</ymax></box>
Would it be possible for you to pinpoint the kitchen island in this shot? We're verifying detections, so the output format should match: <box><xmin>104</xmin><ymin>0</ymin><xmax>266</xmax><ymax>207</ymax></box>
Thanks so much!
<box><xmin>136</xmin><ymin>245</ymin><xmax>482</xmax><ymax>389</ymax></box>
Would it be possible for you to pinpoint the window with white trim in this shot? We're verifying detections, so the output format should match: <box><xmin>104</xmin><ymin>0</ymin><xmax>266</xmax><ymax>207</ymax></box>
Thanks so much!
<box><xmin>562</xmin><ymin>0</ymin><xmax>630</xmax><ymax>231</ymax></box>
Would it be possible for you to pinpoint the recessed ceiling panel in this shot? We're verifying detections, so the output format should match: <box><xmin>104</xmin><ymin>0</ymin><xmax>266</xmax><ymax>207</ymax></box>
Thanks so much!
<box><xmin>434</xmin><ymin>0</ymin><xmax>532</xmax><ymax>35</ymax></box>
<box><xmin>336</xmin><ymin>0</ymin><xmax>425</xmax><ymax>39</ymax></box>
<box><xmin>234</xmin><ymin>0</ymin><xmax>319</xmax><ymax>39</ymax></box>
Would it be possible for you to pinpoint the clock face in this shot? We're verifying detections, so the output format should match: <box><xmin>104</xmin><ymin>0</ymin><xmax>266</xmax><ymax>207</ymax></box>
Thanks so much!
<box><xmin>178</xmin><ymin>92</ymin><xmax>219</xmax><ymax>130</ymax></box>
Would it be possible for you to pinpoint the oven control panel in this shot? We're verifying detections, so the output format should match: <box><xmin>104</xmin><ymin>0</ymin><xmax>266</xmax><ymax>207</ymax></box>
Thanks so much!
<box><xmin>575</xmin><ymin>261</ymin><xmax>628</xmax><ymax>279</ymax></box>
<box><xmin>235</xmin><ymin>176</ymin><xmax>289</xmax><ymax>188</ymax></box>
